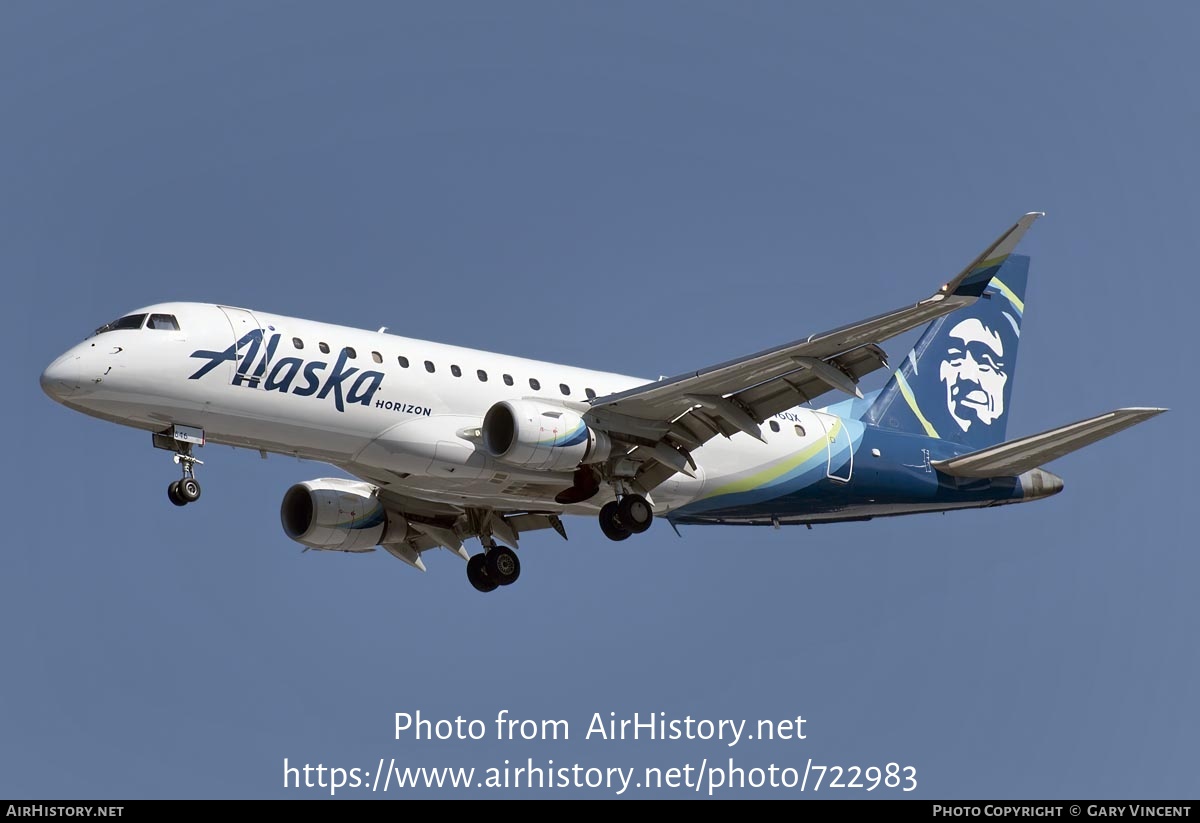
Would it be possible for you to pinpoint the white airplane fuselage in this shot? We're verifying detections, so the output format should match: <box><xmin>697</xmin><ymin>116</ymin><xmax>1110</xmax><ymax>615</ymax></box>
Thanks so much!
<box><xmin>41</xmin><ymin>301</ymin><xmax>840</xmax><ymax>517</ymax></box>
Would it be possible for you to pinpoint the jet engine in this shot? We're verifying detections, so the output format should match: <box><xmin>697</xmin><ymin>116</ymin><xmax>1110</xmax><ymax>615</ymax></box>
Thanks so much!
<box><xmin>280</xmin><ymin>478</ymin><xmax>406</xmax><ymax>552</ymax></box>
<box><xmin>481</xmin><ymin>399</ymin><xmax>612</xmax><ymax>472</ymax></box>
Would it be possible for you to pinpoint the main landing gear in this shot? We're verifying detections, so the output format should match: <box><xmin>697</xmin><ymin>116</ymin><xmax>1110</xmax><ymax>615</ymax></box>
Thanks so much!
<box><xmin>466</xmin><ymin>543</ymin><xmax>521</xmax><ymax>593</ymax></box>
<box><xmin>598</xmin><ymin>493</ymin><xmax>653</xmax><ymax>541</ymax></box>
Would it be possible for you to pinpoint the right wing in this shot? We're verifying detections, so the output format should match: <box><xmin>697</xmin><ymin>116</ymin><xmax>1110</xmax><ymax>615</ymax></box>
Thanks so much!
<box><xmin>584</xmin><ymin>213</ymin><xmax>1044</xmax><ymax>488</ymax></box>
<box><xmin>931</xmin><ymin>407</ymin><xmax>1167</xmax><ymax>478</ymax></box>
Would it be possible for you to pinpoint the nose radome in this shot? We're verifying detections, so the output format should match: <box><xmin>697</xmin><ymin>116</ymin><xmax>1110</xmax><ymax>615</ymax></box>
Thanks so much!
<box><xmin>40</xmin><ymin>354</ymin><xmax>82</xmax><ymax>401</ymax></box>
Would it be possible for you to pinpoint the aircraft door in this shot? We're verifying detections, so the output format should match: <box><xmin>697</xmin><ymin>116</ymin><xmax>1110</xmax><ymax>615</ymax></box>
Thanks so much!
<box><xmin>813</xmin><ymin>411</ymin><xmax>853</xmax><ymax>483</ymax></box>
<box><xmin>218</xmin><ymin>306</ymin><xmax>277</xmax><ymax>388</ymax></box>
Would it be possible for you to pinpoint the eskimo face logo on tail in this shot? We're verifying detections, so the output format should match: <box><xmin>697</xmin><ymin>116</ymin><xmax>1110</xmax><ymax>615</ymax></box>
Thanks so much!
<box><xmin>188</xmin><ymin>330</ymin><xmax>384</xmax><ymax>413</ymax></box>
<box><xmin>939</xmin><ymin>317</ymin><xmax>1009</xmax><ymax>432</ymax></box>
<box><xmin>932</xmin><ymin>281</ymin><xmax>1022</xmax><ymax>433</ymax></box>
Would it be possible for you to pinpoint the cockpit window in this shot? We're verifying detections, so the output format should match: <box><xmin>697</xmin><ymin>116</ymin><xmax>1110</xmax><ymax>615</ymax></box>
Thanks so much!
<box><xmin>94</xmin><ymin>314</ymin><xmax>147</xmax><ymax>335</ymax></box>
<box><xmin>148</xmin><ymin>314</ymin><xmax>180</xmax><ymax>331</ymax></box>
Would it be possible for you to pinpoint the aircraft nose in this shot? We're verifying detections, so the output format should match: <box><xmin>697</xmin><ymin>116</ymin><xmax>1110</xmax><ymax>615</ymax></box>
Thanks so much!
<box><xmin>40</xmin><ymin>353</ymin><xmax>82</xmax><ymax>401</ymax></box>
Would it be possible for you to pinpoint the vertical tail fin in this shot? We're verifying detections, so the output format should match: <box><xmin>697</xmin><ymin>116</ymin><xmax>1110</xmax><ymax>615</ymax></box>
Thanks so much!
<box><xmin>863</xmin><ymin>254</ymin><xmax>1030</xmax><ymax>449</ymax></box>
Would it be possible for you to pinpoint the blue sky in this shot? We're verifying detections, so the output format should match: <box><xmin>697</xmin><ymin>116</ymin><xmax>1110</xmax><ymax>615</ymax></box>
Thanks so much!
<box><xmin>4</xmin><ymin>1</ymin><xmax>1195</xmax><ymax>799</ymax></box>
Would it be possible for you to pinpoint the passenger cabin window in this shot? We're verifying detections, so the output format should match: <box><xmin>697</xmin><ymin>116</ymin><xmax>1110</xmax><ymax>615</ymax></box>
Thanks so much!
<box><xmin>425</xmin><ymin>360</ymin><xmax>435</xmax><ymax>373</ymax></box>
<box><xmin>293</xmin><ymin>337</ymin><xmax>304</xmax><ymax>350</ymax></box>
<box><xmin>344</xmin><ymin>347</ymin><xmax>356</xmax><ymax>359</ymax></box>
<box><xmin>319</xmin><ymin>342</ymin><xmax>330</xmax><ymax>354</ymax></box>
<box><xmin>451</xmin><ymin>365</ymin><xmax>462</xmax><ymax>377</ymax></box>
<box><xmin>147</xmin><ymin>314</ymin><xmax>179</xmax><ymax>331</ymax></box>
<box><xmin>529</xmin><ymin>378</ymin><xmax>541</xmax><ymax>390</ymax></box>
<box><xmin>94</xmin><ymin>314</ymin><xmax>146</xmax><ymax>334</ymax></box>
<box><xmin>398</xmin><ymin>356</ymin><xmax>409</xmax><ymax>368</ymax></box>
<box><xmin>560</xmin><ymin>383</ymin><xmax>571</xmax><ymax>396</ymax></box>
<box><xmin>795</xmin><ymin>425</ymin><xmax>806</xmax><ymax>437</ymax></box>
<box><xmin>585</xmin><ymin>388</ymin><xmax>597</xmax><ymax>400</ymax></box>
<box><xmin>769</xmin><ymin>421</ymin><xmax>780</xmax><ymax>433</ymax></box>
<box><xmin>371</xmin><ymin>351</ymin><xmax>382</xmax><ymax>364</ymax></box>
<box><xmin>503</xmin><ymin>374</ymin><xmax>514</xmax><ymax>386</ymax></box>
<box><xmin>477</xmin><ymin>370</ymin><xmax>488</xmax><ymax>382</ymax></box>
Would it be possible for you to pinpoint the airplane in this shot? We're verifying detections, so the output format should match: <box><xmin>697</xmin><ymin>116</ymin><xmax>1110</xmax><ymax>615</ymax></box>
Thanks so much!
<box><xmin>39</xmin><ymin>212</ymin><xmax>1165</xmax><ymax>592</ymax></box>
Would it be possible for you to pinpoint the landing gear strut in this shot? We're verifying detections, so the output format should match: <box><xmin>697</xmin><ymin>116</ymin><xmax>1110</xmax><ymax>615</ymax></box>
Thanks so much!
<box><xmin>598</xmin><ymin>492</ymin><xmax>653</xmax><ymax>541</ymax></box>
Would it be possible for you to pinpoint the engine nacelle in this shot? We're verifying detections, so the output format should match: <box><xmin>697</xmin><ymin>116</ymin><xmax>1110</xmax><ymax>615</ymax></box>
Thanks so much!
<box><xmin>280</xmin><ymin>478</ymin><xmax>407</xmax><ymax>552</ymax></box>
<box><xmin>482</xmin><ymin>399</ymin><xmax>612</xmax><ymax>472</ymax></box>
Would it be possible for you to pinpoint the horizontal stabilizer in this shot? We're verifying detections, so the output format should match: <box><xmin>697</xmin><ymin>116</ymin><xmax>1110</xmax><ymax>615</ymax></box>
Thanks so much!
<box><xmin>931</xmin><ymin>407</ymin><xmax>1166</xmax><ymax>478</ymax></box>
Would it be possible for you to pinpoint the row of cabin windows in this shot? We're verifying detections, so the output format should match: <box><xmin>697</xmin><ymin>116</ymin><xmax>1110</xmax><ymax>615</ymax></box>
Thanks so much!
<box><xmin>767</xmin><ymin>420</ymin><xmax>807</xmax><ymax>438</ymax></box>
<box><xmin>289</xmin><ymin>337</ymin><xmax>599</xmax><ymax>400</ymax></box>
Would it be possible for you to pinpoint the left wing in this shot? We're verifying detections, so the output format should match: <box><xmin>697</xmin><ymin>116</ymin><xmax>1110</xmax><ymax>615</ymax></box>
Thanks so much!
<box><xmin>585</xmin><ymin>213</ymin><xmax>1043</xmax><ymax>489</ymax></box>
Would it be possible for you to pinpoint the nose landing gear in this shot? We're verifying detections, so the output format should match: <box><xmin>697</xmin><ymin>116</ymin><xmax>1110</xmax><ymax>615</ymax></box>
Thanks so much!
<box><xmin>153</xmin><ymin>425</ymin><xmax>206</xmax><ymax>508</ymax></box>
<box><xmin>167</xmin><ymin>452</ymin><xmax>204</xmax><ymax>506</ymax></box>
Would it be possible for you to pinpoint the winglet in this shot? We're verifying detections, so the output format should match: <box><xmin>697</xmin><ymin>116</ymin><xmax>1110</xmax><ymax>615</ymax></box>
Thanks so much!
<box><xmin>938</xmin><ymin>212</ymin><xmax>1044</xmax><ymax>300</ymax></box>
